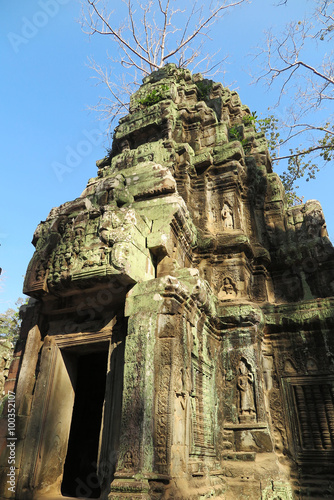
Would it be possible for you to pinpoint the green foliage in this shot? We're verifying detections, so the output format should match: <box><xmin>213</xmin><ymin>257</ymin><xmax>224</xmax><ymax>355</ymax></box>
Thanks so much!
<box><xmin>195</xmin><ymin>80</ymin><xmax>213</xmax><ymax>101</ymax></box>
<box><xmin>138</xmin><ymin>84</ymin><xmax>169</xmax><ymax>106</ymax></box>
<box><xmin>228</xmin><ymin>113</ymin><xmax>326</xmax><ymax>205</ymax></box>
<box><xmin>255</xmin><ymin>116</ymin><xmax>334</xmax><ymax>205</ymax></box>
<box><xmin>242</xmin><ymin>111</ymin><xmax>257</xmax><ymax>128</ymax></box>
<box><xmin>254</xmin><ymin>115</ymin><xmax>281</xmax><ymax>154</ymax></box>
<box><xmin>280</xmin><ymin>150</ymin><xmax>320</xmax><ymax>202</ymax></box>
<box><xmin>254</xmin><ymin>115</ymin><xmax>303</xmax><ymax>205</ymax></box>
<box><xmin>280</xmin><ymin>132</ymin><xmax>334</xmax><ymax>204</ymax></box>
<box><xmin>229</xmin><ymin>125</ymin><xmax>251</xmax><ymax>153</ymax></box>
<box><xmin>0</xmin><ymin>299</ymin><xmax>26</xmax><ymax>343</ymax></box>
<box><xmin>229</xmin><ymin>125</ymin><xmax>242</xmax><ymax>141</ymax></box>
<box><xmin>230</xmin><ymin>114</ymin><xmax>281</xmax><ymax>155</ymax></box>
<box><xmin>319</xmin><ymin>129</ymin><xmax>334</xmax><ymax>163</ymax></box>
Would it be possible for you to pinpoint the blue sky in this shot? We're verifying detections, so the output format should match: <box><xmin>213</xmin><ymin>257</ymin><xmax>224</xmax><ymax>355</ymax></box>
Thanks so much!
<box><xmin>1</xmin><ymin>0</ymin><xmax>333</xmax><ymax>313</ymax></box>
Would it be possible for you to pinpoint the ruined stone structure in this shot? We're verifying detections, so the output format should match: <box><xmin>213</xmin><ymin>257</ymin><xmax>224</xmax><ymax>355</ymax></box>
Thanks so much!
<box><xmin>1</xmin><ymin>64</ymin><xmax>334</xmax><ymax>499</ymax></box>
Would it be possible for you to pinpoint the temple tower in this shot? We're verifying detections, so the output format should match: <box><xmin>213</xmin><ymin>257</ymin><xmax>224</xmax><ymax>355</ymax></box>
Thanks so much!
<box><xmin>1</xmin><ymin>64</ymin><xmax>334</xmax><ymax>499</ymax></box>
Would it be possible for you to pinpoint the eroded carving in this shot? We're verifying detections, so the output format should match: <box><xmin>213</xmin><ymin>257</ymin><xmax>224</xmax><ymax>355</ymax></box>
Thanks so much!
<box><xmin>218</xmin><ymin>276</ymin><xmax>237</xmax><ymax>300</ymax></box>
<box><xmin>221</xmin><ymin>202</ymin><xmax>234</xmax><ymax>229</ymax></box>
<box><xmin>237</xmin><ymin>359</ymin><xmax>256</xmax><ymax>422</ymax></box>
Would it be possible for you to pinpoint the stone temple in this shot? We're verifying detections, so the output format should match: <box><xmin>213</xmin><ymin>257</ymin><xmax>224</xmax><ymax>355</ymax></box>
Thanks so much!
<box><xmin>1</xmin><ymin>64</ymin><xmax>334</xmax><ymax>499</ymax></box>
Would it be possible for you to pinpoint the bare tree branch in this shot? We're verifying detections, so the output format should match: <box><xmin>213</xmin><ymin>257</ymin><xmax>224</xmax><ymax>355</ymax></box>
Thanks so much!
<box><xmin>127</xmin><ymin>1</ymin><xmax>149</xmax><ymax>57</ymax></box>
<box><xmin>83</xmin><ymin>0</ymin><xmax>159</xmax><ymax>70</ymax></box>
<box><xmin>273</xmin><ymin>143</ymin><xmax>334</xmax><ymax>162</ymax></box>
<box><xmin>81</xmin><ymin>0</ymin><xmax>247</xmax><ymax>127</ymax></box>
<box><xmin>251</xmin><ymin>0</ymin><xmax>334</xmax><ymax>201</ymax></box>
<box><xmin>81</xmin><ymin>0</ymin><xmax>247</xmax><ymax>72</ymax></box>
<box><xmin>163</xmin><ymin>0</ymin><xmax>246</xmax><ymax>63</ymax></box>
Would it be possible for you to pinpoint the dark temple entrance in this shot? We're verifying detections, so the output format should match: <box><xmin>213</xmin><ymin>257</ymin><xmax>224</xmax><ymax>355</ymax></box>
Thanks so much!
<box><xmin>61</xmin><ymin>349</ymin><xmax>108</xmax><ymax>498</ymax></box>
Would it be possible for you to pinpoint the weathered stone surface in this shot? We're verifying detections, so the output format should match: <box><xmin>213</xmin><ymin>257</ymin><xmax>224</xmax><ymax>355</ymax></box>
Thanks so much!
<box><xmin>1</xmin><ymin>64</ymin><xmax>334</xmax><ymax>499</ymax></box>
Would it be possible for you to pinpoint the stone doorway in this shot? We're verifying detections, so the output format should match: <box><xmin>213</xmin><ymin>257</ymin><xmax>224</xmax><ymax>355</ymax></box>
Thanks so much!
<box><xmin>61</xmin><ymin>349</ymin><xmax>108</xmax><ymax>498</ymax></box>
<box><xmin>16</xmin><ymin>329</ymin><xmax>126</xmax><ymax>500</ymax></box>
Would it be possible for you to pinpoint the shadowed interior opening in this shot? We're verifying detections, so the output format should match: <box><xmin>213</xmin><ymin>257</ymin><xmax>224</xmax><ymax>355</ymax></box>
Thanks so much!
<box><xmin>61</xmin><ymin>349</ymin><xmax>108</xmax><ymax>498</ymax></box>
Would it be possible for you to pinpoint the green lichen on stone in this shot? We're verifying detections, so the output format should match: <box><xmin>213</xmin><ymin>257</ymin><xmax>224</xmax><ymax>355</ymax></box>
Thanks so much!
<box><xmin>195</xmin><ymin>79</ymin><xmax>213</xmax><ymax>101</ymax></box>
<box><xmin>138</xmin><ymin>84</ymin><xmax>169</xmax><ymax>106</ymax></box>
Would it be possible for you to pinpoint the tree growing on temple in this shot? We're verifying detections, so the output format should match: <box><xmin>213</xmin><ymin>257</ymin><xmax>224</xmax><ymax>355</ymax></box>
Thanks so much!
<box><xmin>80</xmin><ymin>0</ymin><xmax>247</xmax><ymax>122</ymax></box>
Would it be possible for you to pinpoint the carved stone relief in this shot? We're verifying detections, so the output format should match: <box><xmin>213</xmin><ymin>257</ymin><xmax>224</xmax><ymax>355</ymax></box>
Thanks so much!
<box><xmin>237</xmin><ymin>359</ymin><xmax>256</xmax><ymax>423</ymax></box>
<box><xmin>190</xmin><ymin>357</ymin><xmax>215</xmax><ymax>456</ymax></box>
<box><xmin>218</xmin><ymin>276</ymin><xmax>237</xmax><ymax>300</ymax></box>
<box><xmin>221</xmin><ymin>202</ymin><xmax>234</xmax><ymax>229</ymax></box>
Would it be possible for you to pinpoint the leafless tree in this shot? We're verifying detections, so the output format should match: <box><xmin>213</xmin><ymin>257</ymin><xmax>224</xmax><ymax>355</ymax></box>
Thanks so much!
<box><xmin>253</xmin><ymin>0</ymin><xmax>334</xmax><ymax>201</ymax></box>
<box><xmin>81</xmin><ymin>0</ymin><xmax>247</xmax><ymax>124</ymax></box>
